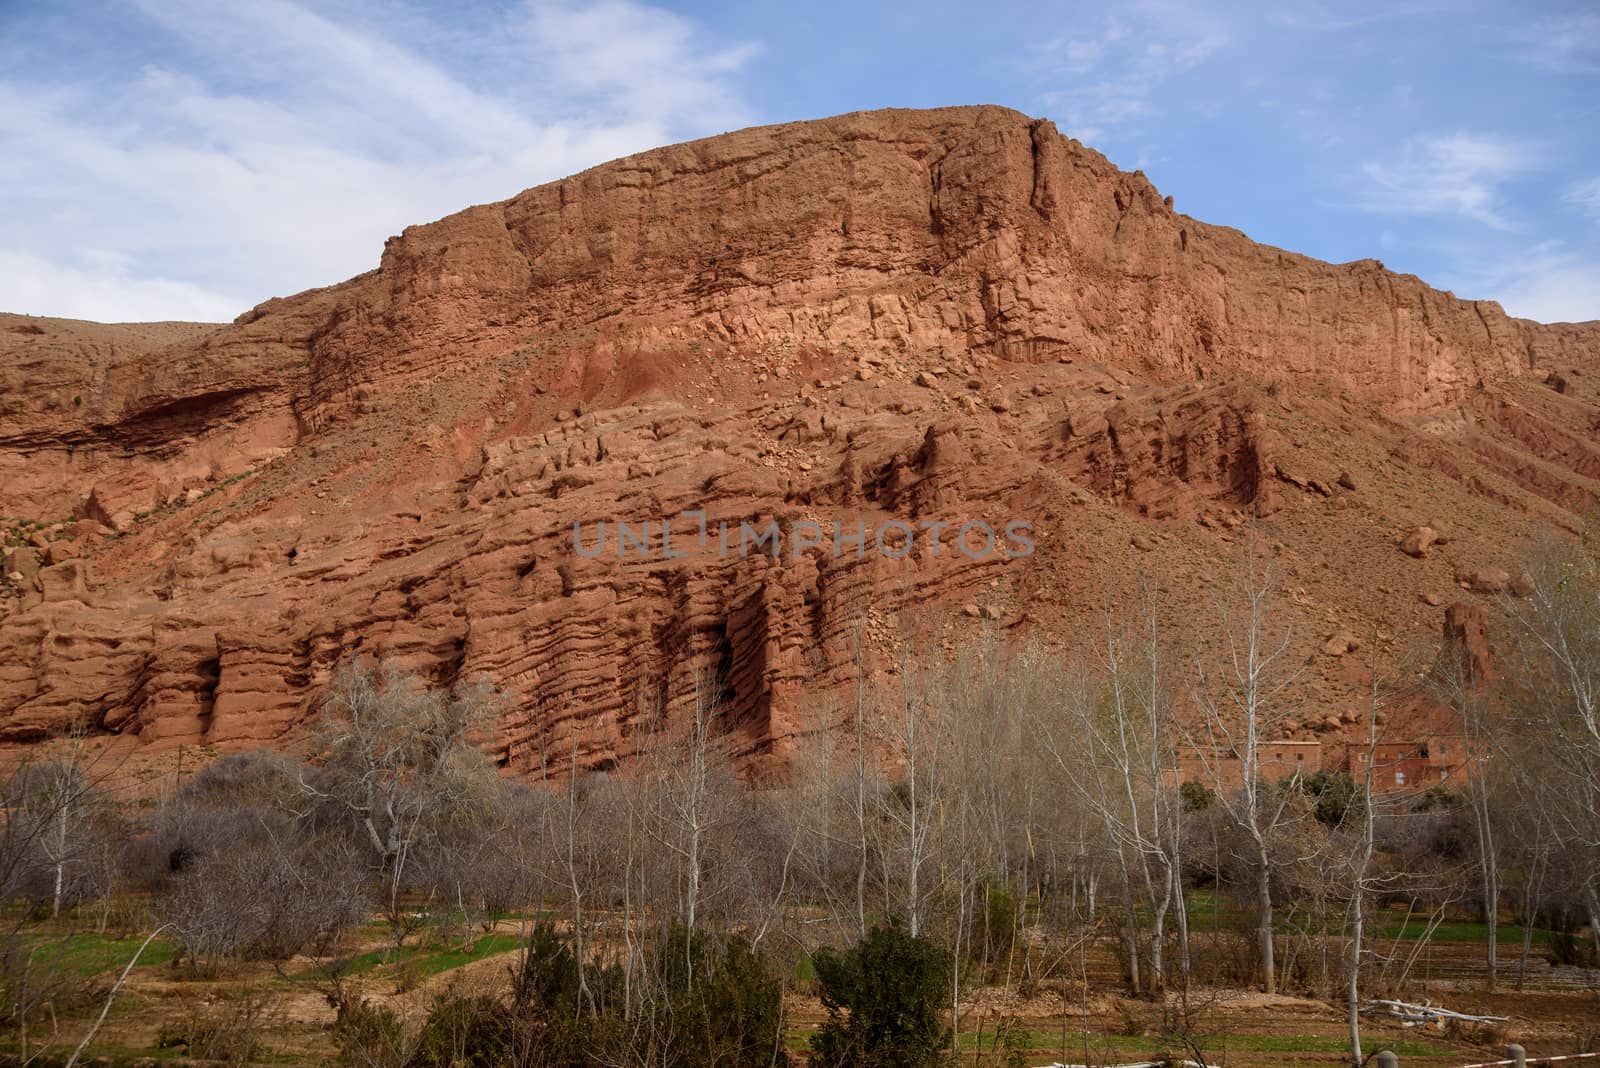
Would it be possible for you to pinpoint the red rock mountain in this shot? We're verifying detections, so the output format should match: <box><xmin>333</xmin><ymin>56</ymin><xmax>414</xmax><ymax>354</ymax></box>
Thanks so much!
<box><xmin>2</xmin><ymin>106</ymin><xmax>1597</xmax><ymax>770</ymax></box>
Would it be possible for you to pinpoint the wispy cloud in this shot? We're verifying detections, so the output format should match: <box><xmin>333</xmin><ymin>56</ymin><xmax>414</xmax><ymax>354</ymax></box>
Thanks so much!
<box><xmin>1265</xmin><ymin>1</ymin><xmax>1450</xmax><ymax>33</ymax></box>
<box><xmin>0</xmin><ymin>0</ymin><xmax>758</xmax><ymax>322</ymax></box>
<box><xmin>1564</xmin><ymin>177</ymin><xmax>1600</xmax><ymax>221</ymax></box>
<box><xmin>1354</xmin><ymin>133</ymin><xmax>1539</xmax><ymax>230</ymax></box>
<box><xmin>1</xmin><ymin>0</ymin><xmax>1592</xmax><ymax>327</ymax></box>
<box><xmin>521</xmin><ymin>1</ymin><xmax>761</xmax><ymax>130</ymax></box>
<box><xmin>1514</xmin><ymin>11</ymin><xmax>1600</xmax><ymax>74</ymax></box>
<box><xmin>1032</xmin><ymin>3</ymin><xmax>1229</xmax><ymax>144</ymax></box>
<box><xmin>1445</xmin><ymin>239</ymin><xmax>1600</xmax><ymax>324</ymax></box>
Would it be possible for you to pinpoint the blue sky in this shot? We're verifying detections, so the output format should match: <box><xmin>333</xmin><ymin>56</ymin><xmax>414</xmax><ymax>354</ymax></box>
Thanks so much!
<box><xmin>2</xmin><ymin>0</ymin><xmax>1597</xmax><ymax>324</ymax></box>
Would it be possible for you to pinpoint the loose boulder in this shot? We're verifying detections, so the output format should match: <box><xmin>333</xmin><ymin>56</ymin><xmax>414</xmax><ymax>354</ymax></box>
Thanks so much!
<box><xmin>1400</xmin><ymin>526</ymin><xmax>1438</xmax><ymax>558</ymax></box>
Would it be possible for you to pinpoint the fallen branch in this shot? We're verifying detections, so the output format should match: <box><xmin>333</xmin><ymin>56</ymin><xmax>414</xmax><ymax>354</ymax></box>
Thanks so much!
<box><xmin>1359</xmin><ymin>997</ymin><xmax>1509</xmax><ymax>1029</ymax></box>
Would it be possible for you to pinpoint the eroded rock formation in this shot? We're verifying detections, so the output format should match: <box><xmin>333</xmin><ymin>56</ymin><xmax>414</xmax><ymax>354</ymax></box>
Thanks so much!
<box><xmin>2</xmin><ymin>106</ymin><xmax>1596</xmax><ymax>770</ymax></box>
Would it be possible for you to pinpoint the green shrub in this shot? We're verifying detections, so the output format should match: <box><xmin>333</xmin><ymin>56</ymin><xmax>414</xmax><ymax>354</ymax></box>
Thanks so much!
<box><xmin>810</xmin><ymin>921</ymin><xmax>950</xmax><ymax>1068</ymax></box>
<box><xmin>331</xmin><ymin>996</ymin><xmax>408</xmax><ymax>1067</ymax></box>
<box><xmin>1414</xmin><ymin>783</ymin><xmax>1458</xmax><ymax>812</ymax></box>
<box><xmin>664</xmin><ymin>929</ymin><xmax>788</xmax><ymax>1068</ymax></box>
<box><xmin>1179</xmin><ymin>780</ymin><xmax>1214</xmax><ymax>812</ymax></box>
<box><xmin>511</xmin><ymin>921</ymin><xmax>584</xmax><ymax>1013</ymax></box>
<box><xmin>506</xmin><ymin>922</ymin><xmax>621</xmax><ymax>1066</ymax></box>
<box><xmin>966</xmin><ymin>880</ymin><xmax>1019</xmax><ymax>971</ymax></box>
<box><xmin>1296</xmin><ymin>771</ymin><xmax>1364</xmax><ymax>827</ymax></box>
<box><xmin>511</xmin><ymin>922</ymin><xmax>783</xmax><ymax>1067</ymax></box>
<box><xmin>411</xmin><ymin>992</ymin><xmax>514</xmax><ymax>1068</ymax></box>
<box><xmin>1548</xmin><ymin>929</ymin><xmax>1600</xmax><ymax>968</ymax></box>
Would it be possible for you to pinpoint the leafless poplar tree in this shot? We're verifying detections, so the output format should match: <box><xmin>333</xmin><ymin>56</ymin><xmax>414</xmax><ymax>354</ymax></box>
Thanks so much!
<box><xmin>1344</xmin><ymin>635</ymin><xmax>1386</xmax><ymax>1068</ymax></box>
<box><xmin>1190</xmin><ymin>529</ymin><xmax>1302</xmax><ymax>994</ymax></box>
<box><xmin>1504</xmin><ymin>526</ymin><xmax>1600</xmax><ymax>945</ymax></box>
<box><xmin>1430</xmin><ymin>621</ymin><xmax>1504</xmax><ymax>989</ymax></box>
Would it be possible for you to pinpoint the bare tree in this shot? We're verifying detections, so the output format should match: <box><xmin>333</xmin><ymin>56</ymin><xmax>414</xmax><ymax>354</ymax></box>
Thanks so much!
<box><xmin>635</xmin><ymin>671</ymin><xmax>742</xmax><ymax>985</ymax></box>
<box><xmin>1189</xmin><ymin>529</ymin><xmax>1303</xmax><ymax>994</ymax></box>
<box><xmin>1430</xmin><ymin>621</ymin><xmax>1503</xmax><ymax>990</ymax></box>
<box><xmin>850</xmin><ymin>621</ymin><xmax>874</xmax><ymax>942</ymax></box>
<box><xmin>9</xmin><ymin>759</ymin><xmax>121</xmax><ymax>920</ymax></box>
<box><xmin>1075</xmin><ymin>584</ymin><xmax>1186</xmax><ymax>995</ymax></box>
<box><xmin>1504</xmin><ymin>526</ymin><xmax>1600</xmax><ymax>947</ymax></box>
<box><xmin>1344</xmin><ymin>635</ymin><xmax>1386</xmax><ymax>1068</ymax></box>
<box><xmin>300</xmin><ymin>659</ymin><xmax>502</xmax><ymax>941</ymax></box>
<box><xmin>0</xmin><ymin>729</ymin><xmax>129</xmax><ymax>1061</ymax></box>
<box><xmin>879</xmin><ymin>631</ymin><xmax>944</xmax><ymax>939</ymax></box>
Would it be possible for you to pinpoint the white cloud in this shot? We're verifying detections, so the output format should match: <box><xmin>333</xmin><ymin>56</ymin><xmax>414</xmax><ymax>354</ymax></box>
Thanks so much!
<box><xmin>1038</xmin><ymin>21</ymin><xmax>1129</xmax><ymax>75</ymax></box>
<box><xmin>1033</xmin><ymin>3</ymin><xmax>1228</xmax><ymax>144</ymax></box>
<box><xmin>521</xmin><ymin>1</ymin><xmax>760</xmax><ymax>131</ymax></box>
<box><xmin>0</xmin><ymin>250</ymin><xmax>245</xmax><ymax>324</ymax></box>
<box><xmin>1514</xmin><ymin>11</ymin><xmax>1600</xmax><ymax>74</ymax></box>
<box><xmin>1564</xmin><ymin>177</ymin><xmax>1600</xmax><ymax>220</ymax></box>
<box><xmin>1444</xmin><ymin>240</ymin><xmax>1600</xmax><ymax>324</ymax></box>
<box><xmin>0</xmin><ymin>0</ymin><xmax>758</xmax><ymax>323</ymax></box>
<box><xmin>1494</xmin><ymin>258</ymin><xmax>1600</xmax><ymax>324</ymax></box>
<box><xmin>1355</xmin><ymin>133</ymin><xmax>1538</xmax><ymax>229</ymax></box>
<box><xmin>1266</xmin><ymin>1</ymin><xmax>1451</xmax><ymax>33</ymax></box>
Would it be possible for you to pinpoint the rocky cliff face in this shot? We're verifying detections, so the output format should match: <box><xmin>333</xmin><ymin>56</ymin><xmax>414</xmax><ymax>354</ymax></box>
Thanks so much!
<box><xmin>2</xmin><ymin>106</ymin><xmax>1597</xmax><ymax>770</ymax></box>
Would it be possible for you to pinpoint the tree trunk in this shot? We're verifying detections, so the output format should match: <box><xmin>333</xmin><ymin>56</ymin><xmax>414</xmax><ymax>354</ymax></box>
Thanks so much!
<box><xmin>906</xmin><ymin>764</ymin><xmax>920</xmax><ymax>939</ymax></box>
<box><xmin>1346</xmin><ymin>897</ymin><xmax>1363</xmax><ymax>1068</ymax></box>
<box><xmin>1585</xmin><ymin>882</ymin><xmax>1600</xmax><ymax>952</ymax></box>
<box><xmin>1479</xmin><ymin>798</ymin><xmax>1499</xmax><ymax>993</ymax></box>
<box><xmin>52</xmin><ymin>801</ymin><xmax>68</xmax><ymax>918</ymax></box>
<box><xmin>1257</xmin><ymin>840</ymin><xmax>1276</xmax><ymax>994</ymax></box>
<box><xmin>1172</xmin><ymin>872</ymin><xmax>1192</xmax><ymax>983</ymax></box>
<box><xmin>1150</xmin><ymin>890</ymin><xmax>1168</xmax><ymax>994</ymax></box>
<box><xmin>1116</xmin><ymin>854</ymin><xmax>1141</xmax><ymax>995</ymax></box>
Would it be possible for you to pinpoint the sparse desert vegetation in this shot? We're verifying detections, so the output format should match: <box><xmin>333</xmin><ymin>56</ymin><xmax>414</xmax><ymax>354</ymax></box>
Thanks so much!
<box><xmin>0</xmin><ymin>531</ymin><xmax>1596</xmax><ymax>1067</ymax></box>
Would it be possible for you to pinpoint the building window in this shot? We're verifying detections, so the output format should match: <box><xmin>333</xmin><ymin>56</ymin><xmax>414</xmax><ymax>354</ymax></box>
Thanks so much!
<box><xmin>1395</xmin><ymin>771</ymin><xmax>1406</xmax><ymax>786</ymax></box>
<box><xmin>1296</xmin><ymin>753</ymin><xmax>1303</xmax><ymax>761</ymax></box>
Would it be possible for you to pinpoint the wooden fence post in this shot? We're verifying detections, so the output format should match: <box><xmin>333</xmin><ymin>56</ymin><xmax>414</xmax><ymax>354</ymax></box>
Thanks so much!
<box><xmin>1506</xmin><ymin>1044</ymin><xmax>1526</xmax><ymax>1068</ymax></box>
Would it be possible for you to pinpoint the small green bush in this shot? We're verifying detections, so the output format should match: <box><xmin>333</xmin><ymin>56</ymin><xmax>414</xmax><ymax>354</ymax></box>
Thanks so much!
<box><xmin>1179</xmin><ymin>780</ymin><xmax>1214</xmax><ymax>812</ymax></box>
<box><xmin>331</xmin><ymin>996</ymin><xmax>408</xmax><ymax>1067</ymax></box>
<box><xmin>1548</xmin><ymin>929</ymin><xmax>1600</xmax><ymax>968</ymax></box>
<box><xmin>411</xmin><ymin>992</ymin><xmax>514</xmax><ymax>1068</ymax></box>
<box><xmin>965</xmin><ymin>880</ymin><xmax>1019</xmax><ymax>972</ymax></box>
<box><xmin>669</xmin><ymin>929</ymin><xmax>788</xmax><ymax>1068</ymax></box>
<box><xmin>810</xmin><ymin>921</ymin><xmax>950</xmax><ymax>1068</ymax></box>
<box><xmin>1414</xmin><ymin>783</ymin><xmax>1459</xmax><ymax>812</ymax></box>
<box><xmin>1296</xmin><ymin>770</ymin><xmax>1364</xmax><ymax>827</ymax></box>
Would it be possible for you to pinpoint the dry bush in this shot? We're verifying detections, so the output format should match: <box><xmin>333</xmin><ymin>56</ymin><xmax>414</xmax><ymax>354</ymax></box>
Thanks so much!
<box><xmin>1443</xmin><ymin>1016</ymin><xmax>1510</xmax><ymax>1048</ymax></box>
<box><xmin>176</xmin><ymin>749</ymin><xmax>305</xmax><ymax>809</ymax></box>
<box><xmin>155</xmin><ymin>984</ymin><xmax>276</xmax><ymax>1063</ymax></box>
<box><xmin>4</xmin><ymin>758</ymin><xmax>125</xmax><ymax>917</ymax></box>
<box><xmin>1111</xmin><ymin>996</ymin><xmax>1151</xmax><ymax>1036</ymax></box>
<box><xmin>1185</xmin><ymin>928</ymin><xmax>1261</xmax><ymax>989</ymax></box>
<box><xmin>330</xmin><ymin>995</ymin><xmax>414</xmax><ymax>1068</ymax></box>
<box><xmin>155</xmin><ymin>808</ymin><xmax>369</xmax><ymax>973</ymax></box>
